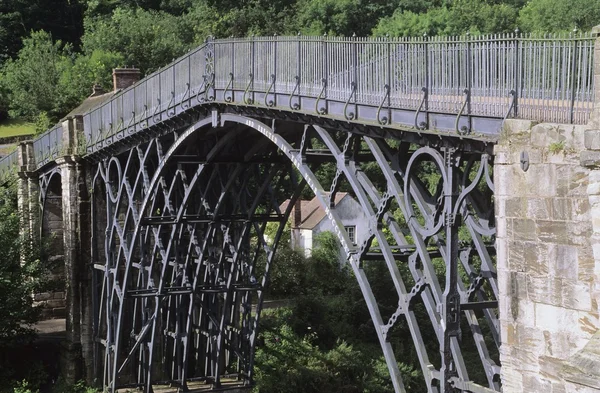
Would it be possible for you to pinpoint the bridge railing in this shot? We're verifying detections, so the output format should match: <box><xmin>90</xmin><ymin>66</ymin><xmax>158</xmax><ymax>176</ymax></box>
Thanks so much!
<box><xmin>64</xmin><ymin>32</ymin><xmax>600</xmax><ymax>159</ymax></box>
<box><xmin>0</xmin><ymin>31</ymin><xmax>596</xmax><ymax>179</ymax></box>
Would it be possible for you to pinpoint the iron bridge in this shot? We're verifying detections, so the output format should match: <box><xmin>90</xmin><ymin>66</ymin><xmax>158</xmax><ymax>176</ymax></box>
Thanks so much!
<box><xmin>5</xmin><ymin>32</ymin><xmax>596</xmax><ymax>393</ymax></box>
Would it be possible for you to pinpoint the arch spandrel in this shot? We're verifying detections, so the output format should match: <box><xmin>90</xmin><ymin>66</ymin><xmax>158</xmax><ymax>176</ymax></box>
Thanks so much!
<box><xmin>90</xmin><ymin>111</ymin><xmax>498</xmax><ymax>393</ymax></box>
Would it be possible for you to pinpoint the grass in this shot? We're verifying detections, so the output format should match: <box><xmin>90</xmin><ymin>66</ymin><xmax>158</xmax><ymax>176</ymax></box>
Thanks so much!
<box><xmin>0</xmin><ymin>118</ymin><xmax>36</xmax><ymax>138</ymax></box>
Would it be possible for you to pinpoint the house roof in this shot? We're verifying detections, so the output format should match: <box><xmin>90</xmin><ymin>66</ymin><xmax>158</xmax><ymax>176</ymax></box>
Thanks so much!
<box><xmin>63</xmin><ymin>90</ymin><xmax>115</xmax><ymax>119</ymax></box>
<box><xmin>279</xmin><ymin>192</ymin><xmax>348</xmax><ymax>230</ymax></box>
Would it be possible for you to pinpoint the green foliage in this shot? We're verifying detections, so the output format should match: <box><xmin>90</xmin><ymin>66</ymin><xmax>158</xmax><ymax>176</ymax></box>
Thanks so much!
<box><xmin>1</xmin><ymin>31</ymin><xmax>71</xmax><ymax>120</ymax></box>
<box><xmin>373</xmin><ymin>0</ymin><xmax>519</xmax><ymax>36</ymax></box>
<box><xmin>0</xmin><ymin>0</ymin><xmax>83</xmax><ymax>64</ymax></box>
<box><xmin>0</xmin><ymin>186</ymin><xmax>44</xmax><ymax>346</ymax></box>
<box><xmin>82</xmin><ymin>7</ymin><xmax>196</xmax><ymax>73</ymax></box>
<box><xmin>517</xmin><ymin>0</ymin><xmax>600</xmax><ymax>32</ymax></box>
<box><xmin>254</xmin><ymin>308</ymin><xmax>404</xmax><ymax>393</ymax></box>
<box><xmin>548</xmin><ymin>140</ymin><xmax>566</xmax><ymax>154</ymax></box>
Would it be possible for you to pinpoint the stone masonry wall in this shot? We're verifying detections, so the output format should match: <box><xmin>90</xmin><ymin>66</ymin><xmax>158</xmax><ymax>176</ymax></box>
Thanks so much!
<box><xmin>495</xmin><ymin>119</ymin><xmax>600</xmax><ymax>392</ymax></box>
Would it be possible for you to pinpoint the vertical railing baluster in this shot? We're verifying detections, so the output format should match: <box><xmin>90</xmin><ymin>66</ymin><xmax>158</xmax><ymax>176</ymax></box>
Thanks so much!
<box><xmin>425</xmin><ymin>33</ymin><xmax>430</xmax><ymax>119</ymax></box>
<box><xmin>514</xmin><ymin>28</ymin><xmax>520</xmax><ymax>118</ymax></box>
<box><xmin>387</xmin><ymin>34</ymin><xmax>391</xmax><ymax>119</ymax></box>
<box><xmin>467</xmin><ymin>32</ymin><xmax>472</xmax><ymax>118</ymax></box>
<box><xmin>569</xmin><ymin>30</ymin><xmax>579</xmax><ymax>124</ymax></box>
<box><xmin>324</xmin><ymin>33</ymin><xmax>328</xmax><ymax>113</ymax></box>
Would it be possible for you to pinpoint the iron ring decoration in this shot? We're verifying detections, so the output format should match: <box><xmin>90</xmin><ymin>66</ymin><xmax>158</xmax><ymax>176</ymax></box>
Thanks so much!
<box><xmin>243</xmin><ymin>73</ymin><xmax>254</xmax><ymax>104</ymax></box>
<box><xmin>376</xmin><ymin>84</ymin><xmax>391</xmax><ymax>125</ymax></box>
<box><xmin>403</xmin><ymin>146</ymin><xmax>448</xmax><ymax>238</ymax></box>
<box><xmin>224</xmin><ymin>73</ymin><xmax>234</xmax><ymax>103</ymax></box>
<box><xmin>289</xmin><ymin>75</ymin><xmax>300</xmax><ymax>110</ymax></box>
<box><xmin>264</xmin><ymin>74</ymin><xmax>276</xmax><ymax>107</ymax></box>
<box><xmin>343</xmin><ymin>81</ymin><xmax>357</xmax><ymax>120</ymax></box>
<box><xmin>106</xmin><ymin>156</ymin><xmax>123</xmax><ymax>204</ymax></box>
<box><xmin>455</xmin><ymin>88</ymin><xmax>470</xmax><ymax>135</ymax></box>
<box><xmin>414</xmin><ymin>87</ymin><xmax>428</xmax><ymax>130</ymax></box>
<box><xmin>315</xmin><ymin>78</ymin><xmax>327</xmax><ymax>115</ymax></box>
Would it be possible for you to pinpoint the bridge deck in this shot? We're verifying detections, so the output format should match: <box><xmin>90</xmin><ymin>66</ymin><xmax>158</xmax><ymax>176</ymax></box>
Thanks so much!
<box><xmin>0</xmin><ymin>32</ymin><xmax>596</xmax><ymax>178</ymax></box>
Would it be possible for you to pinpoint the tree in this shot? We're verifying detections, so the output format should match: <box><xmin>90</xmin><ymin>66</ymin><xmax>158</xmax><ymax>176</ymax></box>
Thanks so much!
<box><xmin>518</xmin><ymin>0</ymin><xmax>600</xmax><ymax>33</ymax></box>
<box><xmin>0</xmin><ymin>186</ymin><xmax>44</xmax><ymax>346</ymax></box>
<box><xmin>373</xmin><ymin>0</ymin><xmax>519</xmax><ymax>37</ymax></box>
<box><xmin>1</xmin><ymin>31</ymin><xmax>70</xmax><ymax>120</ymax></box>
<box><xmin>0</xmin><ymin>0</ymin><xmax>84</xmax><ymax>64</ymax></box>
<box><xmin>81</xmin><ymin>7</ymin><xmax>196</xmax><ymax>73</ymax></box>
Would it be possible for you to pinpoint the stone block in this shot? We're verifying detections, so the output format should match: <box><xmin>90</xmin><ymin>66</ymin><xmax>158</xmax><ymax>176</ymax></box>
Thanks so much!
<box><xmin>509</xmin><ymin>219</ymin><xmax>537</xmax><ymax>242</ymax></box>
<box><xmin>572</xmin><ymin>197</ymin><xmax>591</xmax><ymax>222</ymax></box>
<box><xmin>580</xmin><ymin>150</ymin><xmax>600</xmax><ymax>168</ymax></box>
<box><xmin>517</xmin><ymin>325</ymin><xmax>546</xmax><ymax>352</ymax></box>
<box><xmin>527</xmin><ymin>198</ymin><xmax>553</xmax><ymax>220</ymax></box>
<box><xmin>501</xmin><ymin>119</ymin><xmax>537</xmax><ymax>141</ymax></box>
<box><xmin>528</xmin><ymin>276</ymin><xmax>563</xmax><ymax>307</ymax></box>
<box><xmin>537</xmin><ymin>220</ymin><xmax>569</xmax><ymax>244</ymax></box>
<box><xmin>584</xmin><ymin>129</ymin><xmax>600</xmax><ymax>151</ymax></box>
<box><xmin>566</xmin><ymin>221</ymin><xmax>593</xmax><ymax>246</ymax></box>
<box><xmin>551</xmin><ymin>244</ymin><xmax>579</xmax><ymax>280</ymax></box>
<box><xmin>522</xmin><ymin>369</ymin><xmax>550</xmax><ymax>393</ymax></box>
<box><xmin>514</xmin><ymin>299</ymin><xmax>536</xmax><ymax>327</ymax></box>
<box><xmin>535</xmin><ymin>303</ymin><xmax>580</xmax><ymax>333</ymax></box>
<box><xmin>561</xmin><ymin>281</ymin><xmax>593</xmax><ymax>312</ymax></box>
<box><xmin>539</xmin><ymin>355</ymin><xmax>566</xmax><ymax>380</ymax></box>
<box><xmin>552</xmin><ymin>198</ymin><xmax>572</xmax><ymax>221</ymax></box>
<box><xmin>523</xmin><ymin>241</ymin><xmax>552</xmax><ymax>276</ymax></box>
<box><xmin>525</xmin><ymin>164</ymin><xmax>558</xmax><ymax>197</ymax></box>
<box><xmin>507</xmin><ymin>240</ymin><xmax>526</xmax><ymax>272</ymax></box>
<box><xmin>505</xmin><ymin>198</ymin><xmax>526</xmax><ymax>218</ymax></box>
<box><xmin>577</xmin><ymin>246</ymin><xmax>596</xmax><ymax>282</ymax></box>
<box><xmin>495</xmin><ymin>165</ymin><xmax>526</xmax><ymax>197</ymax></box>
<box><xmin>568</xmin><ymin>165</ymin><xmax>590</xmax><ymax>197</ymax></box>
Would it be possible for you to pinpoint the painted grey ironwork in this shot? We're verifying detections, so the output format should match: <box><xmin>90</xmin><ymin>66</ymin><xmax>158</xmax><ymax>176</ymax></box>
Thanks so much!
<box><xmin>0</xmin><ymin>150</ymin><xmax>18</xmax><ymax>180</ymax></box>
<box><xmin>87</xmin><ymin>108</ymin><xmax>498</xmax><ymax>393</ymax></box>
<box><xmin>32</xmin><ymin>124</ymin><xmax>64</xmax><ymax>168</ymax></box>
<box><xmin>76</xmin><ymin>32</ymin><xmax>594</xmax><ymax>155</ymax></box>
<box><xmin>15</xmin><ymin>29</ymin><xmax>597</xmax><ymax>393</ymax></box>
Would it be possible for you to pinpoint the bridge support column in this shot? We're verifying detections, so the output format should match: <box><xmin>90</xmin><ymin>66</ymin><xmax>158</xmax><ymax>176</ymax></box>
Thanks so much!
<box><xmin>17</xmin><ymin>141</ymin><xmax>37</xmax><ymax>242</ymax></box>
<box><xmin>56</xmin><ymin>116</ymin><xmax>93</xmax><ymax>384</ymax></box>
<box><xmin>496</xmin><ymin>119</ymin><xmax>600</xmax><ymax>393</ymax></box>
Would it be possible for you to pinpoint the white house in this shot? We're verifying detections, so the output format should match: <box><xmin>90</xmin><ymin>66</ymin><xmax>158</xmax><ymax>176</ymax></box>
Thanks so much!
<box><xmin>280</xmin><ymin>192</ymin><xmax>369</xmax><ymax>256</ymax></box>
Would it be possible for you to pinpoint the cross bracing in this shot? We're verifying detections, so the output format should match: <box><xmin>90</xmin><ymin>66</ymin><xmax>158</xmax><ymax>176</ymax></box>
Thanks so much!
<box><xmin>20</xmin><ymin>29</ymin><xmax>597</xmax><ymax>393</ymax></box>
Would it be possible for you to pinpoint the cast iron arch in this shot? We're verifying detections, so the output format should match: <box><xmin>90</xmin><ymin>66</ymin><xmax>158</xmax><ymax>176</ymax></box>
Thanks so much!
<box><xmin>93</xmin><ymin>112</ymin><xmax>499</xmax><ymax>393</ymax></box>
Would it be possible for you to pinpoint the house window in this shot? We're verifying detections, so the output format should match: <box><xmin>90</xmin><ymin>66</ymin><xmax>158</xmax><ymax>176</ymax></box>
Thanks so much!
<box><xmin>345</xmin><ymin>226</ymin><xmax>356</xmax><ymax>245</ymax></box>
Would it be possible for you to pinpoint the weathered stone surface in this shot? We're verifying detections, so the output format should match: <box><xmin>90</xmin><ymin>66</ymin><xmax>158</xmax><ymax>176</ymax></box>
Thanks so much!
<box><xmin>496</xmin><ymin>110</ymin><xmax>600</xmax><ymax>393</ymax></box>
<box><xmin>584</xmin><ymin>129</ymin><xmax>600</xmax><ymax>151</ymax></box>
<box><xmin>580</xmin><ymin>150</ymin><xmax>600</xmax><ymax>168</ymax></box>
<box><xmin>562</xmin><ymin>331</ymin><xmax>600</xmax><ymax>390</ymax></box>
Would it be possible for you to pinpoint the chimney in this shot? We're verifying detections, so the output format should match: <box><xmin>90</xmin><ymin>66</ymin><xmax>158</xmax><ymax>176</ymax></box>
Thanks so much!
<box><xmin>112</xmin><ymin>68</ymin><xmax>141</xmax><ymax>91</ymax></box>
<box><xmin>292</xmin><ymin>199</ymin><xmax>302</xmax><ymax>228</ymax></box>
<box><xmin>90</xmin><ymin>84</ymin><xmax>105</xmax><ymax>97</ymax></box>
